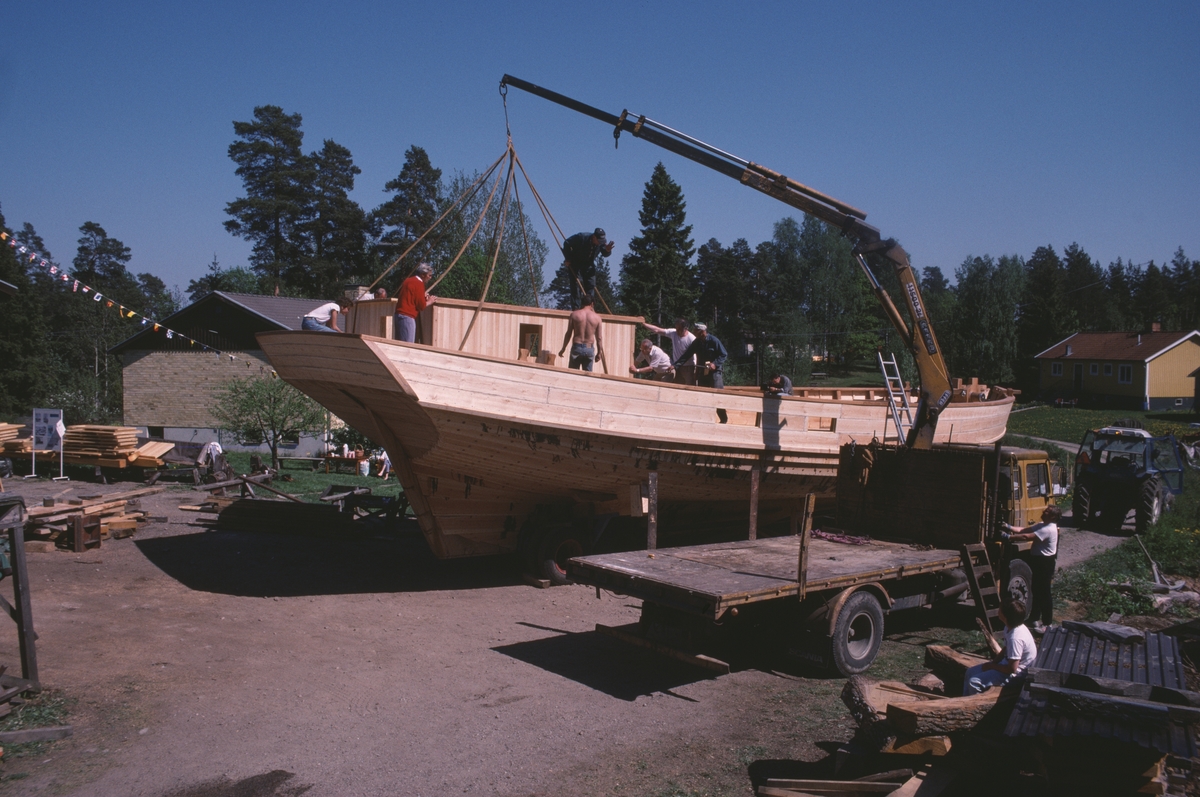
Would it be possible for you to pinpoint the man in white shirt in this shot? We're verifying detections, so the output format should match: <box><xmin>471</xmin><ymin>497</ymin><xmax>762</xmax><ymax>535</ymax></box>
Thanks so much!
<box><xmin>303</xmin><ymin>298</ymin><xmax>349</xmax><ymax>332</ymax></box>
<box><xmin>1003</xmin><ymin>505</ymin><xmax>1061</xmax><ymax>633</ymax></box>
<box><xmin>629</xmin><ymin>339</ymin><xmax>675</xmax><ymax>382</ymax></box>
<box><xmin>642</xmin><ymin>318</ymin><xmax>696</xmax><ymax>385</ymax></box>
<box><xmin>963</xmin><ymin>599</ymin><xmax>1037</xmax><ymax>694</ymax></box>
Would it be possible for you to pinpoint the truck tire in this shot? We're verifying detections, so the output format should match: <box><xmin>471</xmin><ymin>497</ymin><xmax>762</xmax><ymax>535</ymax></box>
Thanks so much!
<box><xmin>829</xmin><ymin>591</ymin><xmax>884</xmax><ymax>676</ymax></box>
<box><xmin>537</xmin><ymin>524</ymin><xmax>585</xmax><ymax>586</ymax></box>
<box><xmin>1004</xmin><ymin>560</ymin><xmax>1033</xmax><ymax>622</ymax></box>
<box><xmin>1136</xmin><ymin>477</ymin><xmax>1162</xmax><ymax>533</ymax></box>
<box><xmin>1072</xmin><ymin>485</ymin><xmax>1093</xmax><ymax>528</ymax></box>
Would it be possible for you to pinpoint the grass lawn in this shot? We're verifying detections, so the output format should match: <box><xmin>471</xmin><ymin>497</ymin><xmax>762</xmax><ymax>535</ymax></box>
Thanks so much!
<box><xmin>222</xmin><ymin>451</ymin><xmax>404</xmax><ymax>504</ymax></box>
<box><xmin>1056</xmin><ymin>480</ymin><xmax>1200</xmax><ymax>620</ymax></box>
<box><xmin>1007</xmin><ymin>405</ymin><xmax>1199</xmax><ymax>444</ymax></box>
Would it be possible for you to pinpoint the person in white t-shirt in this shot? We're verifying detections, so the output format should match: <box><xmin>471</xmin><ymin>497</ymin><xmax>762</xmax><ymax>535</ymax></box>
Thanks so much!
<box><xmin>963</xmin><ymin>599</ymin><xmax>1037</xmax><ymax>695</ymax></box>
<box><xmin>642</xmin><ymin>318</ymin><xmax>696</xmax><ymax>385</ymax></box>
<box><xmin>1003</xmin><ymin>505</ymin><xmax>1061</xmax><ymax>634</ymax></box>
<box><xmin>303</xmin><ymin>298</ymin><xmax>349</xmax><ymax>332</ymax></box>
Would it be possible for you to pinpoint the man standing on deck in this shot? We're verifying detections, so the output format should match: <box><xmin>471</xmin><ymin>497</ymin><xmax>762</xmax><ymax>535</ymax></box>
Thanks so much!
<box><xmin>561</xmin><ymin>228</ymin><xmax>614</xmax><ymax>309</ymax></box>
<box><xmin>558</xmin><ymin>294</ymin><xmax>604</xmax><ymax>371</ymax></box>
<box><xmin>395</xmin><ymin>263</ymin><xmax>436</xmax><ymax>343</ymax></box>
<box><xmin>673</xmin><ymin>323</ymin><xmax>727</xmax><ymax>388</ymax></box>
<box><xmin>642</xmin><ymin>317</ymin><xmax>696</xmax><ymax>384</ymax></box>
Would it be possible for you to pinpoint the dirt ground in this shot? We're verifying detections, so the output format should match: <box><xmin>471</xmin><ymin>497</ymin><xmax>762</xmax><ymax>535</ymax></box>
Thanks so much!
<box><xmin>0</xmin><ymin>478</ymin><xmax>1126</xmax><ymax>797</ymax></box>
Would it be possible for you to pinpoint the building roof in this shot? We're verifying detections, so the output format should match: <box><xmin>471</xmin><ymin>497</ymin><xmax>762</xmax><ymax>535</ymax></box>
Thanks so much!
<box><xmin>1034</xmin><ymin>330</ymin><xmax>1200</xmax><ymax>362</ymax></box>
<box><xmin>110</xmin><ymin>291</ymin><xmax>338</xmax><ymax>355</ymax></box>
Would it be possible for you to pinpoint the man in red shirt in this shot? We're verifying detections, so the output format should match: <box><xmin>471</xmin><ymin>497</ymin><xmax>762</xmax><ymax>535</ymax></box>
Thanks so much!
<box><xmin>395</xmin><ymin>263</ymin><xmax>436</xmax><ymax>342</ymax></box>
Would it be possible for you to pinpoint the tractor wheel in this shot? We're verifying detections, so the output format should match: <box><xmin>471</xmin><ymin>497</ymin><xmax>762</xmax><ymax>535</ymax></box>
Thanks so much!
<box><xmin>1004</xmin><ymin>560</ymin><xmax>1034</xmax><ymax>623</ymax></box>
<box><xmin>829</xmin><ymin>591</ymin><xmax>884</xmax><ymax>676</ymax></box>
<box><xmin>1136</xmin><ymin>477</ymin><xmax>1163</xmax><ymax>533</ymax></box>
<box><xmin>1072</xmin><ymin>485</ymin><xmax>1093</xmax><ymax>529</ymax></box>
<box><xmin>537</xmin><ymin>524</ymin><xmax>586</xmax><ymax>586</ymax></box>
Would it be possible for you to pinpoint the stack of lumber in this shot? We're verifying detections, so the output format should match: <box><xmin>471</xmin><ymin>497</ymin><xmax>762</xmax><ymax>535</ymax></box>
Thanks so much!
<box><xmin>61</xmin><ymin>425</ymin><xmax>140</xmax><ymax>466</ymax></box>
<box><xmin>0</xmin><ymin>423</ymin><xmax>22</xmax><ymax>444</ymax></box>
<box><xmin>130</xmin><ymin>440</ymin><xmax>175</xmax><ymax>469</ymax></box>
<box><xmin>2</xmin><ymin>438</ymin><xmax>31</xmax><ymax>454</ymax></box>
<box><xmin>23</xmin><ymin>486</ymin><xmax>163</xmax><ymax>551</ymax></box>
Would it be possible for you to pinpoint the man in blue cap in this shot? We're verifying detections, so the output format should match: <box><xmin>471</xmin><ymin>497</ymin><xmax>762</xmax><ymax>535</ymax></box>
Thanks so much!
<box><xmin>561</xmin><ymin>228</ymin><xmax>614</xmax><ymax>309</ymax></box>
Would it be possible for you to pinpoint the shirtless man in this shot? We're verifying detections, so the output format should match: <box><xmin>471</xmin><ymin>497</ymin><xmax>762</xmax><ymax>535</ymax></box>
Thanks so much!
<box><xmin>558</xmin><ymin>294</ymin><xmax>604</xmax><ymax>371</ymax></box>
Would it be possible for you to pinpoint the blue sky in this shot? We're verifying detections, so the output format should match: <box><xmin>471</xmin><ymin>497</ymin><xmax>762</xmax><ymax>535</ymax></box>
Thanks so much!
<box><xmin>1</xmin><ymin>1</ymin><xmax>1197</xmax><ymax>297</ymax></box>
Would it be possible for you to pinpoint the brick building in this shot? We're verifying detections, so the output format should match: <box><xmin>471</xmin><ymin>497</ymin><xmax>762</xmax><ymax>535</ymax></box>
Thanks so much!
<box><xmin>110</xmin><ymin>292</ymin><xmax>337</xmax><ymax>453</ymax></box>
<box><xmin>1034</xmin><ymin>327</ymin><xmax>1200</xmax><ymax>411</ymax></box>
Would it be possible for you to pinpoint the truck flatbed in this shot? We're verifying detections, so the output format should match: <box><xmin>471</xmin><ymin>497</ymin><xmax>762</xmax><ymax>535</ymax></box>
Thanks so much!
<box><xmin>570</xmin><ymin>535</ymin><xmax>961</xmax><ymax>620</ymax></box>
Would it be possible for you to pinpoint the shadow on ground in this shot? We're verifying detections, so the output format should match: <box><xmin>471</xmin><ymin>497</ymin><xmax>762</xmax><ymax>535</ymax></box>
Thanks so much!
<box><xmin>493</xmin><ymin>623</ymin><xmax>717</xmax><ymax>701</ymax></box>
<box><xmin>161</xmin><ymin>770</ymin><xmax>312</xmax><ymax>797</ymax></box>
<box><xmin>136</xmin><ymin>528</ymin><xmax>523</xmax><ymax>597</ymax></box>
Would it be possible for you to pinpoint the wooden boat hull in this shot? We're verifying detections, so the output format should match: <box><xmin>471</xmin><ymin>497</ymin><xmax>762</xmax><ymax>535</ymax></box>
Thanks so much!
<box><xmin>258</xmin><ymin>331</ymin><xmax>1013</xmax><ymax>558</ymax></box>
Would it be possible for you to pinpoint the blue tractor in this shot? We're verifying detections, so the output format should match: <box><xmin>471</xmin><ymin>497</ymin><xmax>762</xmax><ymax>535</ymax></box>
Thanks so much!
<box><xmin>1072</xmin><ymin>423</ymin><xmax>1185</xmax><ymax>533</ymax></box>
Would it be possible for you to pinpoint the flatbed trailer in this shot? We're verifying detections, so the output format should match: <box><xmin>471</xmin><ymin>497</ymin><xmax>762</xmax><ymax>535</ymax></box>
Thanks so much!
<box><xmin>572</xmin><ymin>536</ymin><xmax>961</xmax><ymax>620</ymax></box>
<box><xmin>568</xmin><ymin>441</ymin><xmax>1067</xmax><ymax>676</ymax></box>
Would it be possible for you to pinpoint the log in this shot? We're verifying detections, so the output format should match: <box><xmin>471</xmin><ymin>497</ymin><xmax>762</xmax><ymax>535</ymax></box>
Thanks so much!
<box><xmin>923</xmin><ymin>645</ymin><xmax>989</xmax><ymax>692</ymax></box>
<box><xmin>886</xmin><ymin>688</ymin><xmax>1016</xmax><ymax>735</ymax></box>
<box><xmin>1028</xmin><ymin>684</ymin><xmax>1200</xmax><ymax>723</ymax></box>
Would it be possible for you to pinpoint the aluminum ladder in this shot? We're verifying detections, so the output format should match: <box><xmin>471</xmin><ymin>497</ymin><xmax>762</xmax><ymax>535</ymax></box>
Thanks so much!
<box><xmin>877</xmin><ymin>352</ymin><xmax>914</xmax><ymax>444</ymax></box>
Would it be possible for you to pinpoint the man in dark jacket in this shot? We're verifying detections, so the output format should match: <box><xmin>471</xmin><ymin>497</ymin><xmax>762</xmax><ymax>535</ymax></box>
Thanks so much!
<box><xmin>673</xmin><ymin>323</ymin><xmax>727</xmax><ymax>389</ymax></box>
<box><xmin>561</xmin><ymin>228</ymin><xmax>613</xmax><ymax>308</ymax></box>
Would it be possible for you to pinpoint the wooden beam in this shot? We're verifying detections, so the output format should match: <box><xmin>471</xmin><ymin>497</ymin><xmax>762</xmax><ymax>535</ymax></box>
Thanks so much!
<box><xmin>748</xmin><ymin>466</ymin><xmax>760</xmax><ymax>540</ymax></box>
<box><xmin>596</xmin><ymin>623</ymin><xmax>728</xmax><ymax>674</ymax></box>
<box><xmin>647</xmin><ymin>470</ymin><xmax>658</xmax><ymax>552</ymax></box>
<box><xmin>796</xmin><ymin>493</ymin><xmax>815</xmax><ymax>599</ymax></box>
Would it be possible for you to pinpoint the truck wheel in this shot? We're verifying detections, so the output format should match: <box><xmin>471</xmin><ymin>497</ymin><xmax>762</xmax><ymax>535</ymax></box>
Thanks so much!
<box><xmin>829</xmin><ymin>591</ymin><xmax>884</xmax><ymax>676</ymax></box>
<box><xmin>1004</xmin><ymin>560</ymin><xmax>1033</xmax><ymax>622</ymax></box>
<box><xmin>537</xmin><ymin>524</ymin><xmax>585</xmax><ymax>586</ymax></box>
<box><xmin>1136</xmin><ymin>478</ymin><xmax>1162</xmax><ymax>533</ymax></box>
<box><xmin>1072</xmin><ymin>485</ymin><xmax>1092</xmax><ymax>528</ymax></box>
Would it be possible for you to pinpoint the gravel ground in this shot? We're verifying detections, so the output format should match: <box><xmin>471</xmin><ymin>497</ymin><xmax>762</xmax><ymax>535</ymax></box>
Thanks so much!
<box><xmin>0</xmin><ymin>477</ymin><xmax>1129</xmax><ymax>796</ymax></box>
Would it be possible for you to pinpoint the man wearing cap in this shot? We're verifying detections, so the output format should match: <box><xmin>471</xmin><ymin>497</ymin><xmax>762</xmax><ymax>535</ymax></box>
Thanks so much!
<box><xmin>673</xmin><ymin>323</ymin><xmax>728</xmax><ymax>389</ymax></box>
<box><xmin>561</xmin><ymin>228</ymin><xmax>614</xmax><ymax>309</ymax></box>
<box><xmin>395</xmin><ymin>263</ymin><xmax>436</xmax><ymax>343</ymax></box>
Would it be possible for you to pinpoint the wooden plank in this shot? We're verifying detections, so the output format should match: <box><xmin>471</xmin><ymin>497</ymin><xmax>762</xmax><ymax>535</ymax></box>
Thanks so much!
<box><xmin>887</xmin><ymin>767</ymin><xmax>955</xmax><ymax>797</ymax></box>
<box><xmin>595</xmin><ymin>624</ymin><xmax>730</xmax><ymax>674</ymax></box>
<box><xmin>761</xmin><ymin>779</ymin><xmax>897</xmax><ymax>793</ymax></box>
<box><xmin>796</xmin><ymin>493</ymin><xmax>815</xmax><ymax>598</ymax></box>
<box><xmin>0</xmin><ymin>725</ymin><xmax>72</xmax><ymax>744</ymax></box>
<box><xmin>748</xmin><ymin>466</ymin><xmax>759</xmax><ymax>541</ymax></box>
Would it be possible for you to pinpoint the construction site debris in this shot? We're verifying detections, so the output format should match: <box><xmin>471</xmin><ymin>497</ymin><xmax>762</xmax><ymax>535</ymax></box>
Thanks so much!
<box><xmin>23</xmin><ymin>486</ymin><xmax>163</xmax><ymax>551</ymax></box>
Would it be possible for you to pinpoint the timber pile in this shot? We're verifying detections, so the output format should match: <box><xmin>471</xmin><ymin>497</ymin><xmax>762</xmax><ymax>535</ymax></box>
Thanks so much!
<box><xmin>0</xmin><ymin>424</ymin><xmax>22</xmax><ymax>444</ymax></box>
<box><xmin>819</xmin><ymin>635</ymin><xmax>1196</xmax><ymax>796</ymax></box>
<box><xmin>62</xmin><ymin>425</ymin><xmax>140</xmax><ymax>463</ymax></box>
<box><xmin>2</xmin><ymin>439</ymin><xmax>31</xmax><ymax>454</ymax></box>
<box><xmin>22</xmin><ymin>486</ymin><xmax>163</xmax><ymax>551</ymax></box>
<box><xmin>130</xmin><ymin>440</ymin><xmax>175</xmax><ymax>469</ymax></box>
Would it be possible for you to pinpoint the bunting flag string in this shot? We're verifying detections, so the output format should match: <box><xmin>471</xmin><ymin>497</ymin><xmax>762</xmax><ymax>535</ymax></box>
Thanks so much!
<box><xmin>1</xmin><ymin>230</ymin><xmax>269</xmax><ymax>372</ymax></box>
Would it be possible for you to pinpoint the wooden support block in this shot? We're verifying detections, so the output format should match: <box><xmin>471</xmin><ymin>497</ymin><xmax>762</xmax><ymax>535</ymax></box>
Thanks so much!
<box><xmin>880</xmin><ymin>735</ymin><xmax>951</xmax><ymax>756</ymax></box>
<box><xmin>23</xmin><ymin>541</ymin><xmax>56</xmax><ymax>554</ymax></box>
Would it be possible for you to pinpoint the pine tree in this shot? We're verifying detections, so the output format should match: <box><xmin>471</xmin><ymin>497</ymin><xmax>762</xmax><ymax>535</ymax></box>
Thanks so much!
<box><xmin>0</xmin><ymin>214</ymin><xmax>54</xmax><ymax>415</ymax></box>
<box><xmin>951</xmin><ymin>254</ymin><xmax>1024</xmax><ymax>384</ymax></box>
<box><xmin>224</xmin><ymin>106</ymin><xmax>313</xmax><ymax>295</ymax></box>
<box><xmin>301</xmin><ymin>139</ymin><xmax>368</xmax><ymax>296</ymax></box>
<box><xmin>372</xmin><ymin>145</ymin><xmax>445</xmax><ymax>277</ymax></box>
<box><xmin>1018</xmin><ymin>245</ymin><xmax>1069</xmax><ymax>360</ymax></box>
<box><xmin>616</xmin><ymin>163</ymin><xmax>695</xmax><ymax>324</ymax></box>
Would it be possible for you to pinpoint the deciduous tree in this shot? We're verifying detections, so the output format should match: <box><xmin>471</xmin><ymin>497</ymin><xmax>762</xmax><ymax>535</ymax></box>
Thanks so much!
<box><xmin>212</xmin><ymin>374</ymin><xmax>326</xmax><ymax>469</ymax></box>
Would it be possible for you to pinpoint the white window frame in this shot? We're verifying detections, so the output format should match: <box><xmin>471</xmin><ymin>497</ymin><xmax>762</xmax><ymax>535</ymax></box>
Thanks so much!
<box><xmin>1051</xmin><ymin>362</ymin><xmax>1063</xmax><ymax>377</ymax></box>
<box><xmin>1089</xmin><ymin>363</ymin><xmax>1098</xmax><ymax>375</ymax></box>
<box><xmin>1104</xmin><ymin>363</ymin><xmax>1113</xmax><ymax>376</ymax></box>
<box><xmin>1118</xmin><ymin>364</ymin><xmax>1132</xmax><ymax>384</ymax></box>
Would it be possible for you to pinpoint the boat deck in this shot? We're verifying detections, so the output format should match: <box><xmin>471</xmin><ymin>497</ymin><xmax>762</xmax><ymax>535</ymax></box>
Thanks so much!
<box><xmin>569</xmin><ymin>535</ymin><xmax>961</xmax><ymax>619</ymax></box>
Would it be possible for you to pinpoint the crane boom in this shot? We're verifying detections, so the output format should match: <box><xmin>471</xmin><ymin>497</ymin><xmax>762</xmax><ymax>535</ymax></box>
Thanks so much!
<box><xmin>500</xmin><ymin>74</ymin><xmax>953</xmax><ymax>448</ymax></box>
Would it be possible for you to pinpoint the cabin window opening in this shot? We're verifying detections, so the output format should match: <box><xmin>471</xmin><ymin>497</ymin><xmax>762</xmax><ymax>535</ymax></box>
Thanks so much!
<box><xmin>147</xmin><ymin>426</ymin><xmax>164</xmax><ymax>439</ymax></box>
<box><xmin>1051</xmin><ymin>362</ymin><xmax>1063</xmax><ymax>377</ymax></box>
<box><xmin>1089</xmin><ymin>363</ymin><xmax>1098</xmax><ymax>375</ymax></box>
<box><xmin>518</xmin><ymin>324</ymin><xmax>542</xmax><ymax>362</ymax></box>
<box><xmin>1104</xmin><ymin>363</ymin><xmax>1113</xmax><ymax>376</ymax></box>
<box><xmin>1175</xmin><ymin>398</ymin><xmax>1184</xmax><ymax>406</ymax></box>
<box><xmin>1118</xmin><ymin>364</ymin><xmax>1132</xmax><ymax>384</ymax></box>
<box><xmin>807</xmin><ymin>416</ymin><xmax>836</xmax><ymax>432</ymax></box>
<box><xmin>1025</xmin><ymin>462</ymin><xmax>1049</xmax><ymax>498</ymax></box>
